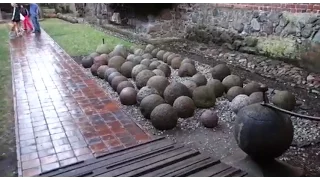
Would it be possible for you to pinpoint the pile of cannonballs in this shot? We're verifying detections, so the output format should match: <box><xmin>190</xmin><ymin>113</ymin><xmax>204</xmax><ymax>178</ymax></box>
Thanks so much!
<box><xmin>81</xmin><ymin>43</ymin><xmax>297</xmax><ymax>132</ymax></box>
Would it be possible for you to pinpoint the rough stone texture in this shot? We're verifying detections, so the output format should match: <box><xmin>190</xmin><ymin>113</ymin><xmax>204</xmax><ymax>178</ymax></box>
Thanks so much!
<box><xmin>104</xmin><ymin>67</ymin><xmax>118</xmax><ymax>80</ymax></box>
<box><xmin>226</xmin><ymin>86</ymin><xmax>245</xmax><ymax>101</ymax></box>
<box><xmin>192</xmin><ymin>85</ymin><xmax>216</xmax><ymax>108</ymax></box>
<box><xmin>142</xmin><ymin>53</ymin><xmax>153</xmax><ymax>59</ymax></box>
<box><xmin>146</xmin><ymin>76</ymin><xmax>170</xmax><ymax>96</ymax></box>
<box><xmin>249</xmin><ymin>91</ymin><xmax>264</xmax><ymax>104</ymax></box>
<box><xmin>119</xmin><ymin>87</ymin><xmax>137</xmax><ymax>105</ymax></box>
<box><xmin>191</xmin><ymin>73</ymin><xmax>207</xmax><ymax>86</ymax></box>
<box><xmin>178</xmin><ymin>63</ymin><xmax>197</xmax><ymax>77</ymax></box>
<box><xmin>222</xmin><ymin>74</ymin><xmax>243</xmax><ymax>91</ymax></box>
<box><xmin>156</xmin><ymin>50</ymin><xmax>166</xmax><ymax>60</ymax></box>
<box><xmin>152</xmin><ymin>69</ymin><xmax>166</xmax><ymax>77</ymax></box>
<box><xmin>182</xmin><ymin>80</ymin><xmax>198</xmax><ymax>94</ymax></box>
<box><xmin>211</xmin><ymin>64</ymin><xmax>231</xmax><ymax>81</ymax></box>
<box><xmin>90</xmin><ymin>63</ymin><xmax>101</xmax><ymax>76</ymax></box>
<box><xmin>108</xmin><ymin>55</ymin><xmax>126</xmax><ymax>71</ymax></box>
<box><xmin>141</xmin><ymin>59</ymin><xmax>152</xmax><ymax>67</ymax></box>
<box><xmin>163</xmin><ymin>52</ymin><xmax>173</xmax><ymax>63</ymax></box>
<box><xmin>149</xmin><ymin>61</ymin><xmax>161</xmax><ymax>70</ymax></box>
<box><xmin>150</xmin><ymin>104</ymin><xmax>178</xmax><ymax>131</ymax></box>
<box><xmin>111</xmin><ymin>75</ymin><xmax>127</xmax><ymax>90</ymax></box>
<box><xmin>207</xmin><ymin>79</ymin><xmax>225</xmax><ymax>97</ymax></box>
<box><xmin>140</xmin><ymin>94</ymin><xmax>165</xmax><ymax>119</ymax></box>
<box><xmin>86</xmin><ymin>3</ymin><xmax>320</xmax><ymax>73</ymax></box>
<box><xmin>271</xmin><ymin>90</ymin><xmax>296</xmax><ymax>111</ymax></box>
<box><xmin>136</xmin><ymin>70</ymin><xmax>156</xmax><ymax>89</ymax></box>
<box><xmin>173</xmin><ymin>96</ymin><xmax>196</xmax><ymax>118</ymax></box>
<box><xmin>181</xmin><ymin>58</ymin><xmax>195</xmax><ymax>65</ymax></box>
<box><xmin>243</xmin><ymin>81</ymin><xmax>261</xmax><ymax>95</ymax></box>
<box><xmin>131</xmin><ymin>64</ymin><xmax>148</xmax><ymax>80</ymax></box>
<box><xmin>200</xmin><ymin>110</ymin><xmax>219</xmax><ymax>128</ymax></box>
<box><xmin>157</xmin><ymin>64</ymin><xmax>171</xmax><ymax>77</ymax></box>
<box><xmin>116</xmin><ymin>81</ymin><xmax>135</xmax><ymax>94</ymax></box>
<box><xmin>163</xmin><ymin>82</ymin><xmax>192</xmax><ymax>105</ymax></box>
<box><xmin>107</xmin><ymin>71</ymin><xmax>122</xmax><ymax>84</ymax></box>
<box><xmin>145</xmin><ymin>44</ymin><xmax>155</xmax><ymax>53</ymax></box>
<box><xmin>97</xmin><ymin>65</ymin><xmax>109</xmax><ymax>79</ymax></box>
<box><xmin>171</xmin><ymin>57</ymin><xmax>183</xmax><ymax>69</ymax></box>
<box><xmin>120</xmin><ymin>61</ymin><xmax>135</xmax><ymax>78</ymax></box>
<box><xmin>137</xmin><ymin>86</ymin><xmax>160</xmax><ymax>104</ymax></box>
<box><xmin>230</xmin><ymin>94</ymin><xmax>252</xmax><ymax>113</ymax></box>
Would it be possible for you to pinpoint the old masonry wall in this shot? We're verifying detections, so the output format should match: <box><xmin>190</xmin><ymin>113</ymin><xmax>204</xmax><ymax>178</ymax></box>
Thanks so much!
<box><xmin>84</xmin><ymin>3</ymin><xmax>320</xmax><ymax>73</ymax></box>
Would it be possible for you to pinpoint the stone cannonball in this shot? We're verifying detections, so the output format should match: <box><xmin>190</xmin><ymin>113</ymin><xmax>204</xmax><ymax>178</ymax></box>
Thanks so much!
<box><xmin>200</xmin><ymin>110</ymin><xmax>219</xmax><ymax>128</ymax></box>
<box><xmin>93</xmin><ymin>55</ymin><xmax>107</xmax><ymax>65</ymax></box>
<box><xmin>145</xmin><ymin>44</ymin><xmax>155</xmax><ymax>53</ymax></box>
<box><xmin>271</xmin><ymin>91</ymin><xmax>296</xmax><ymax>111</ymax></box>
<box><xmin>182</xmin><ymin>80</ymin><xmax>198</xmax><ymax>94</ymax></box>
<box><xmin>110</xmin><ymin>44</ymin><xmax>128</xmax><ymax>58</ymax></box>
<box><xmin>167</xmin><ymin>54</ymin><xmax>180</xmax><ymax>65</ymax></box>
<box><xmin>163</xmin><ymin>82</ymin><xmax>192</xmax><ymax>105</ymax></box>
<box><xmin>96</xmin><ymin>44</ymin><xmax>112</xmax><ymax>54</ymax></box>
<box><xmin>136</xmin><ymin>86</ymin><xmax>160</xmax><ymax>104</ymax></box>
<box><xmin>147</xmin><ymin>76</ymin><xmax>170</xmax><ymax>96</ymax></box>
<box><xmin>97</xmin><ymin>65</ymin><xmax>109</xmax><ymax>79</ymax></box>
<box><xmin>244</xmin><ymin>81</ymin><xmax>261</xmax><ymax>96</ymax></box>
<box><xmin>82</xmin><ymin>56</ymin><xmax>94</xmax><ymax>68</ymax></box>
<box><xmin>157</xmin><ymin>64</ymin><xmax>171</xmax><ymax>77</ymax></box>
<box><xmin>104</xmin><ymin>68</ymin><xmax>118</xmax><ymax>80</ymax></box>
<box><xmin>191</xmin><ymin>73</ymin><xmax>207</xmax><ymax>86</ymax></box>
<box><xmin>116</xmin><ymin>81</ymin><xmax>134</xmax><ymax>94</ymax></box>
<box><xmin>108</xmin><ymin>56</ymin><xmax>126</xmax><ymax>71</ymax></box>
<box><xmin>111</xmin><ymin>75</ymin><xmax>127</xmax><ymax>90</ymax></box>
<box><xmin>181</xmin><ymin>58</ymin><xmax>195</xmax><ymax>66</ymax></box>
<box><xmin>163</xmin><ymin>52</ymin><xmax>173</xmax><ymax>63</ymax></box>
<box><xmin>136</xmin><ymin>70</ymin><xmax>156</xmax><ymax>89</ymax></box>
<box><xmin>90</xmin><ymin>63</ymin><xmax>101</xmax><ymax>76</ymax></box>
<box><xmin>222</xmin><ymin>75</ymin><xmax>243</xmax><ymax>91</ymax></box>
<box><xmin>131</xmin><ymin>56</ymin><xmax>143</xmax><ymax>65</ymax></box>
<box><xmin>151</xmin><ymin>48</ymin><xmax>160</xmax><ymax>57</ymax></box>
<box><xmin>173</xmin><ymin>96</ymin><xmax>195</xmax><ymax>118</ymax></box>
<box><xmin>120</xmin><ymin>61</ymin><xmax>134</xmax><ymax>78</ymax></box>
<box><xmin>234</xmin><ymin>103</ymin><xmax>294</xmax><ymax>160</ymax></box>
<box><xmin>142</xmin><ymin>53</ymin><xmax>153</xmax><ymax>59</ymax></box>
<box><xmin>178</xmin><ymin>63</ymin><xmax>197</xmax><ymax>77</ymax></box>
<box><xmin>211</xmin><ymin>64</ymin><xmax>231</xmax><ymax>81</ymax></box>
<box><xmin>89</xmin><ymin>52</ymin><xmax>100</xmax><ymax>59</ymax></box>
<box><xmin>140</xmin><ymin>94</ymin><xmax>165</xmax><ymax>119</ymax></box>
<box><xmin>206</xmin><ymin>79</ymin><xmax>225</xmax><ymax>98</ymax></box>
<box><xmin>249</xmin><ymin>91</ymin><xmax>264</xmax><ymax>104</ymax></box>
<box><xmin>226</xmin><ymin>86</ymin><xmax>245</xmax><ymax>101</ymax></box>
<box><xmin>171</xmin><ymin>57</ymin><xmax>182</xmax><ymax>69</ymax></box>
<box><xmin>134</xmin><ymin>48</ymin><xmax>145</xmax><ymax>56</ymax></box>
<box><xmin>156</xmin><ymin>50</ymin><xmax>166</xmax><ymax>60</ymax></box>
<box><xmin>107</xmin><ymin>72</ymin><xmax>122</xmax><ymax>84</ymax></box>
<box><xmin>152</xmin><ymin>69</ymin><xmax>166</xmax><ymax>77</ymax></box>
<box><xmin>126</xmin><ymin>54</ymin><xmax>135</xmax><ymax>61</ymax></box>
<box><xmin>119</xmin><ymin>87</ymin><xmax>137</xmax><ymax>105</ymax></box>
<box><xmin>150</xmin><ymin>104</ymin><xmax>178</xmax><ymax>131</ymax></box>
<box><xmin>131</xmin><ymin>64</ymin><xmax>148</xmax><ymax>80</ymax></box>
<box><xmin>141</xmin><ymin>59</ymin><xmax>152</xmax><ymax>67</ymax></box>
<box><xmin>149</xmin><ymin>61</ymin><xmax>161</xmax><ymax>70</ymax></box>
<box><xmin>230</xmin><ymin>94</ymin><xmax>252</xmax><ymax>114</ymax></box>
<box><xmin>99</xmin><ymin>54</ymin><xmax>110</xmax><ymax>64</ymax></box>
<box><xmin>192</xmin><ymin>86</ymin><xmax>216</xmax><ymax>108</ymax></box>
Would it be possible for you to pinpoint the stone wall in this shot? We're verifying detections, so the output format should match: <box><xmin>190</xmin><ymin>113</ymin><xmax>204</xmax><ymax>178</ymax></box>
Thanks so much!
<box><xmin>84</xmin><ymin>3</ymin><xmax>320</xmax><ymax>73</ymax></box>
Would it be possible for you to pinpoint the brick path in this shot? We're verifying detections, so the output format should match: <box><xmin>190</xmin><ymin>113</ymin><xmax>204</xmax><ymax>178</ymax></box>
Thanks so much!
<box><xmin>10</xmin><ymin>31</ymin><xmax>151</xmax><ymax>177</ymax></box>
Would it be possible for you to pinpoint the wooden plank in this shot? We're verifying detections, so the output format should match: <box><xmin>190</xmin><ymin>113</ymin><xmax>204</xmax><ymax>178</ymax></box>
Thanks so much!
<box><xmin>188</xmin><ymin>163</ymin><xmax>231</xmax><ymax>177</ymax></box>
<box><xmin>212</xmin><ymin>167</ymin><xmax>241</xmax><ymax>177</ymax></box>
<box><xmin>164</xmin><ymin>158</ymin><xmax>221</xmax><ymax>177</ymax></box>
<box><xmin>79</xmin><ymin>146</ymin><xmax>183</xmax><ymax>177</ymax></box>
<box><xmin>231</xmin><ymin>171</ymin><xmax>248</xmax><ymax>177</ymax></box>
<box><xmin>140</xmin><ymin>154</ymin><xmax>211</xmax><ymax>177</ymax></box>
<box><xmin>118</xmin><ymin>150</ymin><xmax>201</xmax><ymax>176</ymax></box>
<box><xmin>56</xmin><ymin>141</ymin><xmax>177</xmax><ymax>177</ymax></box>
<box><xmin>96</xmin><ymin>147</ymin><xmax>198</xmax><ymax>177</ymax></box>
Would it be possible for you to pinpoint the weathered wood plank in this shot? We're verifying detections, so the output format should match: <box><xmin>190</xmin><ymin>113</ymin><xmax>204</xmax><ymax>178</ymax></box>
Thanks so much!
<box><xmin>140</xmin><ymin>154</ymin><xmax>211</xmax><ymax>177</ymax></box>
<box><xmin>212</xmin><ymin>167</ymin><xmax>242</xmax><ymax>177</ymax></box>
<box><xmin>165</xmin><ymin>158</ymin><xmax>221</xmax><ymax>177</ymax></box>
<box><xmin>57</xmin><ymin>141</ymin><xmax>177</xmax><ymax>177</ymax></box>
<box><xmin>78</xmin><ymin>145</ymin><xmax>186</xmax><ymax>177</ymax></box>
<box><xmin>188</xmin><ymin>162</ymin><xmax>231</xmax><ymax>177</ymax></box>
<box><xmin>96</xmin><ymin>147</ymin><xmax>197</xmax><ymax>176</ymax></box>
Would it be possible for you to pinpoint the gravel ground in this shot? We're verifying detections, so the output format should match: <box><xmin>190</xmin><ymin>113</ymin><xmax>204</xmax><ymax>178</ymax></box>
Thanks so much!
<box><xmin>65</xmin><ymin>16</ymin><xmax>320</xmax><ymax>176</ymax></box>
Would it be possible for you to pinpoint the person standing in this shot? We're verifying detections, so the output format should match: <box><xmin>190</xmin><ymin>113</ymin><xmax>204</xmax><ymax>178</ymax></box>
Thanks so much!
<box><xmin>11</xmin><ymin>3</ymin><xmax>21</xmax><ymax>37</ymax></box>
<box><xmin>20</xmin><ymin>4</ymin><xmax>33</xmax><ymax>32</ymax></box>
<box><xmin>29</xmin><ymin>3</ymin><xmax>41</xmax><ymax>33</ymax></box>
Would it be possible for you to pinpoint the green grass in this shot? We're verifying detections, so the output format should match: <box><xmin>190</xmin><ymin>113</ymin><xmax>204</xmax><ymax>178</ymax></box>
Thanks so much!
<box><xmin>41</xmin><ymin>18</ymin><xmax>133</xmax><ymax>56</ymax></box>
<box><xmin>0</xmin><ymin>24</ymin><xmax>11</xmax><ymax>134</ymax></box>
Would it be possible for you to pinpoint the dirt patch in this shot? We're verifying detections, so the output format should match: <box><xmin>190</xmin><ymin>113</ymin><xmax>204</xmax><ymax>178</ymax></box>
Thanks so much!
<box><xmin>0</xmin><ymin>78</ymin><xmax>17</xmax><ymax>177</ymax></box>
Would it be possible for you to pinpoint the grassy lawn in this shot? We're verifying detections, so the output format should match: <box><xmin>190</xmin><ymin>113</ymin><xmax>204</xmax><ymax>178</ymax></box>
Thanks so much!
<box><xmin>41</xmin><ymin>18</ymin><xmax>133</xmax><ymax>56</ymax></box>
<box><xmin>0</xmin><ymin>24</ymin><xmax>17</xmax><ymax>176</ymax></box>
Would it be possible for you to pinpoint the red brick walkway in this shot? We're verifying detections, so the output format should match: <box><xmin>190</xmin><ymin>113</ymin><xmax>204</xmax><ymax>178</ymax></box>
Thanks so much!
<box><xmin>10</xmin><ymin>31</ymin><xmax>151</xmax><ymax>177</ymax></box>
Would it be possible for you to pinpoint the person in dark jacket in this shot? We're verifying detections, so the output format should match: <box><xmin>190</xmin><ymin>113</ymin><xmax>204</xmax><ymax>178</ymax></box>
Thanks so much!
<box><xmin>11</xmin><ymin>3</ymin><xmax>21</xmax><ymax>37</ymax></box>
<box><xmin>20</xmin><ymin>4</ymin><xmax>33</xmax><ymax>32</ymax></box>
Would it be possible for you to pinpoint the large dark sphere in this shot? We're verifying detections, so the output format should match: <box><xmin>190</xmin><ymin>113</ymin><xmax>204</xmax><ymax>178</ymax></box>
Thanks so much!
<box><xmin>234</xmin><ymin>103</ymin><xmax>294</xmax><ymax>161</ymax></box>
<box><xmin>150</xmin><ymin>104</ymin><xmax>178</xmax><ymax>131</ymax></box>
<box><xmin>211</xmin><ymin>64</ymin><xmax>231</xmax><ymax>81</ymax></box>
<box><xmin>163</xmin><ymin>82</ymin><xmax>192</xmax><ymax>105</ymax></box>
<box><xmin>107</xmin><ymin>72</ymin><xmax>122</xmax><ymax>84</ymax></box>
<box><xmin>82</xmin><ymin>56</ymin><xmax>94</xmax><ymax>68</ymax></box>
<box><xmin>120</xmin><ymin>87</ymin><xmax>137</xmax><ymax>105</ymax></box>
<box><xmin>200</xmin><ymin>110</ymin><xmax>219</xmax><ymax>128</ymax></box>
<box><xmin>104</xmin><ymin>68</ymin><xmax>118</xmax><ymax>80</ymax></box>
<box><xmin>111</xmin><ymin>76</ymin><xmax>127</xmax><ymax>90</ymax></box>
<box><xmin>116</xmin><ymin>81</ymin><xmax>134</xmax><ymax>94</ymax></box>
<box><xmin>140</xmin><ymin>94</ymin><xmax>165</xmax><ymax>119</ymax></box>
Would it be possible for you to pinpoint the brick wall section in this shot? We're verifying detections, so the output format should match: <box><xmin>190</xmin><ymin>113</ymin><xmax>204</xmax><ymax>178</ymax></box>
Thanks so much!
<box><xmin>215</xmin><ymin>3</ymin><xmax>320</xmax><ymax>13</ymax></box>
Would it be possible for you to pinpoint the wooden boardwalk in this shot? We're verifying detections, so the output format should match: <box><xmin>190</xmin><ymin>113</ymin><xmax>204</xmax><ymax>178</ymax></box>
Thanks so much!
<box><xmin>38</xmin><ymin>137</ymin><xmax>248</xmax><ymax>177</ymax></box>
